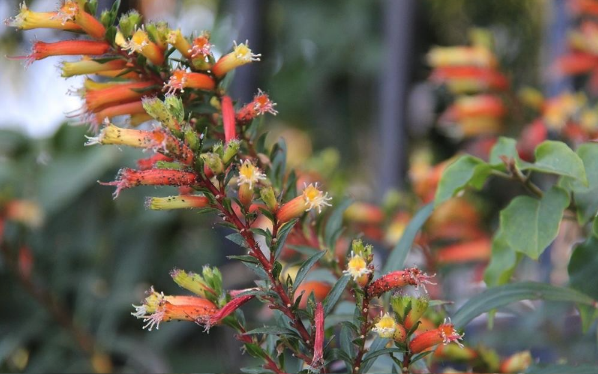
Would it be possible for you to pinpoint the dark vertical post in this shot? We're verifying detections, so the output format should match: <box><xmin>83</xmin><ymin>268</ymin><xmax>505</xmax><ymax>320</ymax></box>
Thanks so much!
<box><xmin>378</xmin><ymin>0</ymin><xmax>417</xmax><ymax>196</ymax></box>
<box><xmin>230</xmin><ymin>0</ymin><xmax>267</xmax><ymax>103</ymax></box>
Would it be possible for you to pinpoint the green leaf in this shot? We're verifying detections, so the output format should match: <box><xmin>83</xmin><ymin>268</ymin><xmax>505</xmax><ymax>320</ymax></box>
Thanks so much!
<box><xmin>452</xmin><ymin>281</ymin><xmax>596</xmax><ymax>329</ymax></box>
<box><xmin>324</xmin><ymin>198</ymin><xmax>352</xmax><ymax>249</ymax></box>
<box><xmin>227</xmin><ymin>255</ymin><xmax>259</xmax><ymax>264</ymax></box>
<box><xmin>489</xmin><ymin>137</ymin><xmax>520</xmax><ymax>166</ymax></box>
<box><xmin>559</xmin><ymin>143</ymin><xmax>598</xmax><ymax>224</ymax></box>
<box><xmin>521</xmin><ymin>140</ymin><xmax>587</xmax><ymax>184</ymax></box>
<box><xmin>226</xmin><ymin>232</ymin><xmax>250</xmax><ymax>249</ymax></box>
<box><xmin>293</xmin><ymin>250</ymin><xmax>327</xmax><ymax>291</ymax></box>
<box><xmin>360</xmin><ymin>337</ymin><xmax>388</xmax><ymax>373</ymax></box>
<box><xmin>434</xmin><ymin>156</ymin><xmax>492</xmax><ymax>205</ymax></box>
<box><xmin>273</xmin><ymin>219</ymin><xmax>298</xmax><ymax>259</ymax></box>
<box><xmin>568</xmin><ymin>235</ymin><xmax>598</xmax><ymax>332</ymax></box>
<box><xmin>500</xmin><ymin>186</ymin><xmax>570</xmax><ymax>260</ymax></box>
<box><xmin>243</xmin><ymin>326</ymin><xmax>293</xmax><ymax>335</ymax></box>
<box><xmin>340</xmin><ymin>323</ymin><xmax>356</xmax><ymax>360</ymax></box>
<box><xmin>383</xmin><ymin>203</ymin><xmax>434</xmax><ymax>273</ymax></box>
<box><xmin>322</xmin><ymin>275</ymin><xmax>350</xmax><ymax>316</ymax></box>
<box><xmin>362</xmin><ymin>348</ymin><xmax>404</xmax><ymax>364</ymax></box>
<box><xmin>484</xmin><ymin>230</ymin><xmax>520</xmax><ymax>286</ymax></box>
<box><xmin>526</xmin><ymin>364</ymin><xmax>598</xmax><ymax>374</ymax></box>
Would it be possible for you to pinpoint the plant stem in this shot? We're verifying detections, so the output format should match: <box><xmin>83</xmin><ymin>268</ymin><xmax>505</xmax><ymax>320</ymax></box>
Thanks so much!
<box><xmin>352</xmin><ymin>293</ymin><xmax>372</xmax><ymax>373</ymax></box>
<box><xmin>200</xmin><ymin>176</ymin><xmax>314</xmax><ymax>365</ymax></box>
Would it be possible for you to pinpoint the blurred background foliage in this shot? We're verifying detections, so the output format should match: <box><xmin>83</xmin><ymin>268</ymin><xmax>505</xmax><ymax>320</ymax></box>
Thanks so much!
<box><xmin>1</xmin><ymin>0</ymin><xmax>595</xmax><ymax>373</ymax></box>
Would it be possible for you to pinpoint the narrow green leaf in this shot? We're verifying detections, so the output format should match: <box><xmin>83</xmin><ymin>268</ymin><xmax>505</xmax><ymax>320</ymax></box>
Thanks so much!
<box><xmin>322</xmin><ymin>275</ymin><xmax>350</xmax><ymax>316</ymax></box>
<box><xmin>362</xmin><ymin>348</ymin><xmax>404</xmax><ymax>364</ymax></box>
<box><xmin>226</xmin><ymin>232</ymin><xmax>250</xmax><ymax>249</ymax></box>
<box><xmin>500</xmin><ymin>186</ymin><xmax>570</xmax><ymax>259</ymax></box>
<box><xmin>243</xmin><ymin>326</ymin><xmax>293</xmax><ymax>335</ymax></box>
<box><xmin>340</xmin><ymin>323</ymin><xmax>356</xmax><ymax>360</ymax></box>
<box><xmin>324</xmin><ymin>198</ymin><xmax>353</xmax><ymax>249</ymax></box>
<box><xmin>360</xmin><ymin>337</ymin><xmax>388</xmax><ymax>373</ymax></box>
<box><xmin>273</xmin><ymin>219</ymin><xmax>298</xmax><ymax>259</ymax></box>
<box><xmin>383</xmin><ymin>203</ymin><xmax>434</xmax><ymax>273</ymax></box>
<box><xmin>293</xmin><ymin>250</ymin><xmax>327</xmax><ymax>291</ymax></box>
<box><xmin>452</xmin><ymin>281</ymin><xmax>597</xmax><ymax>329</ymax></box>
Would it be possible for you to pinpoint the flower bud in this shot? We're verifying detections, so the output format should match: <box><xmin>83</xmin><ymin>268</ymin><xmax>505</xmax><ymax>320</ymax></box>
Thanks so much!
<box><xmin>390</xmin><ymin>293</ymin><xmax>429</xmax><ymax>329</ymax></box>
<box><xmin>147</xmin><ymin>195</ymin><xmax>209</xmax><ymax>210</ymax></box>
<box><xmin>238</xmin><ymin>183</ymin><xmax>253</xmax><ymax>208</ymax></box>
<box><xmin>142</xmin><ymin>97</ymin><xmax>180</xmax><ymax>134</ymax></box>
<box><xmin>367</xmin><ymin>267</ymin><xmax>435</xmax><ymax>298</ymax></box>
<box><xmin>118</xmin><ymin>10</ymin><xmax>142</xmax><ymax>37</ymax></box>
<box><xmin>145</xmin><ymin>21</ymin><xmax>169</xmax><ymax>49</ymax></box>
<box><xmin>222</xmin><ymin>139</ymin><xmax>240</xmax><ymax>164</ymax></box>
<box><xmin>200</xmin><ymin>153</ymin><xmax>224</xmax><ymax>175</ymax></box>
<box><xmin>394</xmin><ymin>323</ymin><xmax>407</xmax><ymax>343</ymax></box>
<box><xmin>260</xmin><ymin>186</ymin><xmax>278</xmax><ymax>211</ymax></box>
<box><xmin>170</xmin><ymin>268</ymin><xmax>213</xmax><ymax>297</ymax></box>
<box><xmin>184</xmin><ymin>127</ymin><xmax>200</xmax><ymax>152</ymax></box>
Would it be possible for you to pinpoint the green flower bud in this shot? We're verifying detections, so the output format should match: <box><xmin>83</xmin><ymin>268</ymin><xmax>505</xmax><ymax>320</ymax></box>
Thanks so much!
<box><xmin>260</xmin><ymin>186</ymin><xmax>278</xmax><ymax>211</ymax></box>
<box><xmin>170</xmin><ymin>268</ymin><xmax>210</xmax><ymax>297</ymax></box>
<box><xmin>222</xmin><ymin>139</ymin><xmax>240</xmax><ymax>164</ymax></box>
<box><xmin>200</xmin><ymin>152</ymin><xmax>224</xmax><ymax>174</ymax></box>
<box><xmin>390</xmin><ymin>293</ymin><xmax>429</xmax><ymax>328</ymax></box>
<box><xmin>184</xmin><ymin>127</ymin><xmax>200</xmax><ymax>152</ymax></box>
<box><xmin>213</xmin><ymin>142</ymin><xmax>224</xmax><ymax>157</ymax></box>
<box><xmin>118</xmin><ymin>10</ymin><xmax>142</xmax><ymax>38</ymax></box>
<box><xmin>164</xmin><ymin>95</ymin><xmax>185</xmax><ymax>123</ymax></box>
<box><xmin>351</xmin><ymin>239</ymin><xmax>372</xmax><ymax>258</ymax></box>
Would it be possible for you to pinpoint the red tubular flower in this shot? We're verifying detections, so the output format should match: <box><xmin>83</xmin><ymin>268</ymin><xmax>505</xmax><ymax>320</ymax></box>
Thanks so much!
<box><xmin>430</xmin><ymin>66</ymin><xmax>509</xmax><ymax>91</ymax></box>
<box><xmin>221</xmin><ymin>95</ymin><xmax>236</xmax><ymax>143</ymax></box>
<box><xmin>409</xmin><ymin>318</ymin><xmax>464</xmax><ymax>354</ymax></box>
<box><xmin>202</xmin><ymin>294</ymin><xmax>255</xmax><ymax>330</ymax></box>
<box><xmin>13</xmin><ymin>40</ymin><xmax>110</xmax><ymax>65</ymax></box>
<box><xmin>310</xmin><ymin>302</ymin><xmax>325</xmax><ymax>371</ymax></box>
<box><xmin>137</xmin><ymin>154</ymin><xmax>174</xmax><ymax>170</ymax></box>
<box><xmin>366</xmin><ymin>267</ymin><xmax>436</xmax><ymax>298</ymax></box>
<box><xmin>164</xmin><ymin>70</ymin><xmax>216</xmax><ymax>95</ymax></box>
<box><xmin>84</xmin><ymin>81</ymin><xmax>156</xmax><ymax>112</ymax></box>
<box><xmin>554</xmin><ymin>52</ymin><xmax>598</xmax><ymax>76</ymax></box>
<box><xmin>101</xmin><ymin>168</ymin><xmax>197</xmax><ymax>198</ymax></box>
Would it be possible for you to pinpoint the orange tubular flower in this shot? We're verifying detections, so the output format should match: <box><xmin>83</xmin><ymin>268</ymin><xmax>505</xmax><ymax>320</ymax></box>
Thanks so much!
<box><xmin>430</xmin><ymin>66</ymin><xmax>509</xmax><ymax>91</ymax></box>
<box><xmin>436</xmin><ymin>237</ymin><xmax>492</xmax><ymax>264</ymax></box>
<box><xmin>120</xmin><ymin>29</ymin><xmax>165</xmax><ymax>65</ymax></box>
<box><xmin>221</xmin><ymin>95</ymin><xmax>236</xmax><ymax>142</ymax></box>
<box><xmin>167</xmin><ymin>29</ymin><xmax>192</xmax><ymax>59</ymax></box>
<box><xmin>277</xmin><ymin>183</ymin><xmax>333</xmax><ymax>223</ymax></box>
<box><xmin>344</xmin><ymin>202</ymin><xmax>385</xmax><ymax>225</ymax></box>
<box><xmin>90</xmin><ymin>101</ymin><xmax>146</xmax><ymax>127</ymax></box>
<box><xmin>14</xmin><ymin>40</ymin><xmax>110</xmax><ymax>65</ymax></box>
<box><xmin>211</xmin><ymin>40</ymin><xmax>261</xmax><ymax>78</ymax></box>
<box><xmin>132</xmin><ymin>287</ymin><xmax>218</xmax><ymax>331</ymax></box>
<box><xmin>295</xmin><ymin>281</ymin><xmax>331</xmax><ymax>309</ymax></box>
<box><xmin>366</xmin><ymin>267</ymin><xmax>435</xmax><ymax>298</ymax></box>
<box><xmin>409</xmin><ymin>318</ymin><xmax>464</xmax><ymax>354</ymax></box>
<box><xmin>61</xmin><ymin>58</ymin><xmax>128</xmax><ymax>78</ymax></box>
<box><xmin>56</xmin><ymin>0</ymin><xmax>105</xmax><ymax>39</ymax></box>
<box><xmin>86</xmin><ymin>123</ymin><xmax>193</xmax><ymax>164</ymax></box>
<box><xmin>4</xmin><ymin>3</ymin><xmax>81</xmax><ymax>31</ymax></box>
<box><xmin>189</xmin><ymin>32</ymin><xmax>214</xmax><ymax>69</ymax></box>
<box><xmin>164</xmin><ymin>70</ymin><xmax>216</xmax><ymax>95</ymax></box>
<box><xmin>101</xmin><ymin>168</ymin><xmax>197</xmax><ymax>198</ymax></box>
<box><xmin>235</xmin><ymin>89</ymin><xmax>278</xmax><ymax>124</ymax></box>
<box><xmin>84</xmin><ymin>81</ymin><xmax>156</xmax><ymax>112</ymax></box>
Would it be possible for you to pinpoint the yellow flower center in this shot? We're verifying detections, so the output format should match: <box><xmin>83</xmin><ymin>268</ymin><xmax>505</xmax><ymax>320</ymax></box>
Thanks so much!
<box><xmin>237</xmin><ymin>160</ymin><xmax>265</xmax><ymax>188</ymax></box>
<box><xmin>372</xmin><ymin>313</ymin><xmax>396</xmax><ymax>338</ymax></box>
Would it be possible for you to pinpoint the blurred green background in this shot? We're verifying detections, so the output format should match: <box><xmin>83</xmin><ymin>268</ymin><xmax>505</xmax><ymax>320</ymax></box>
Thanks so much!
<box><xmin>1</xmin><ymin>0</ymin><xmax>595</xmax><ymax>373</ymax></box>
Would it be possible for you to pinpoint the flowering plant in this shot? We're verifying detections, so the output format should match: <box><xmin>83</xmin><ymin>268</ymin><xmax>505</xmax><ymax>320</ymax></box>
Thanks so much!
<box><xmin>3</xmin><ymin>1</ymin><xmax>598</xmax><ymax>373</ymax></box>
